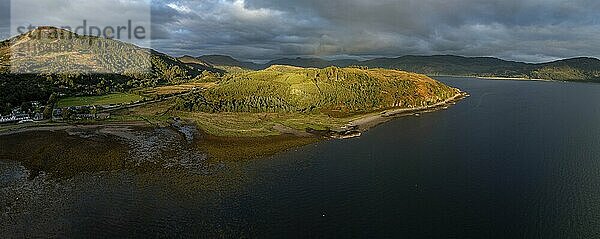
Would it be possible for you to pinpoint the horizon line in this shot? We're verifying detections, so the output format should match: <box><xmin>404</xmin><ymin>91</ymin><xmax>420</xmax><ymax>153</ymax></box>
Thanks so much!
<box><xmin>185</xmin><ymin>54</ymin><xmax>600</xmax><ymax>65</ymax></box>
<box><xmin>3</xmin><ymin>26</ymin><xmax>598</xmax><ymax>65</ymax></box>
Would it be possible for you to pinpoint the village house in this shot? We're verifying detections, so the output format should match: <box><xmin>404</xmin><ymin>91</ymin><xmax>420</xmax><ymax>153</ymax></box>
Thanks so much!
<box><xmin>53</xmin><ymin>106</ymin><xmax>110</xmax><ymax>121</ymax></box>
<box><xmin>0</xmin><ymin>112</ymin><xmax>31</xmax><ymax>124</ymax></box>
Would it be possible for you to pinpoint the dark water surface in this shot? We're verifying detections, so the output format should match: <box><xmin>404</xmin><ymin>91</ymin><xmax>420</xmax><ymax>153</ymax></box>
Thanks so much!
<box><xmin>2</xmin><ymin>77</ymin><xmax>600</xmax><ymax>238</ymax></box>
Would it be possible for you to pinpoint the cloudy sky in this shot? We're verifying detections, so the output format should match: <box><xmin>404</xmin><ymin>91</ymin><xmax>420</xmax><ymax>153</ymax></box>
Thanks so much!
<box><xmin>2</xmin><ymin>0</ymin><xmax>600</xmax><ymax>62</ymax></box>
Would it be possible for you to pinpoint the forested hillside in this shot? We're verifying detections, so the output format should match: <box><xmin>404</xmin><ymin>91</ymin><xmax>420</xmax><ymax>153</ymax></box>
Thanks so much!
<box><xmin>175</xmin><ymin>66</ymin><xmax>459</xmax><ymax>117</ymax></box>
<box><xmin>530</xmin><ymin>58</ymin><xmax>600</xmax><ymax>81</ymax></box>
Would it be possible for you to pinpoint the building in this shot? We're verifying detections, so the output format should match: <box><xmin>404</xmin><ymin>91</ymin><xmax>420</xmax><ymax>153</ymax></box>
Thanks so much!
<box><xmin>0</xmin><ymin>113</ymin><xmax>31</xmax><ymax>124</ymax></box>
<box><xmin>33</xmin><ymin>113</ymin><xmax>44</xmax><ymax>121</ymax></box>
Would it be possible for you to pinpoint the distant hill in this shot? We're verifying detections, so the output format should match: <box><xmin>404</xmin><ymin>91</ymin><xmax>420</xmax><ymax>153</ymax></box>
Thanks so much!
<box><xmin>360</xmin><ymin>55</ymin><xmax>600</xmax><ymax>81</ymax></box>
<box><xmin>288</xmin><ymin>55</ymin><xmax>600</xmax><ymax>82</ymax></box>
<box><xmin>175</xmin><ymin>65</ymin><xmax>460</xmax><ymax>117</ymax></box>
<box><xmin>266</xmin><ymin>57</ymin><xmax>360</xmax><ymax>69</ymax></box>
<box><xmin>531</xmin><ymin>57</ymin><xmax>600</xmax><ymax>81</ymax></box>
<box><xmin>361</xmin><ymin>55</ymin><xmax>533</xmax><ymax>77</ymax></box>
<box><xmin>177</xmin><ymin>55</ymin><xmax>225</xmax><ymax>75</ymax></box>
<box><xmin>203</xmin><ymin>54</ymin><xmax>600</xmax><ymax>82</ymax></box>
<box><xmin>197</xmin><ymin>55</ymin><xmax>263</xmax><ymax>71</ymax></box>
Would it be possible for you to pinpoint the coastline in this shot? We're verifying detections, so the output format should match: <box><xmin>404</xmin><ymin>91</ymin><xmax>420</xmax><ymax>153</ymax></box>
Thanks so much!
<box><xmin>474</xmin><ymin>76</ymin><xmax>553</xmax><ymax>82</ymax></box>
<box><xmin>330</xmin><ymin>91</ymin><xmax>468</xmax><ymax>138</ymax></box>
<box><xmin>0</xmin><ymin>91</ymin><xmax>468</xmax><ymax>164</ymax></box>
<box><xmin>0</xmin><ymin>92</ymin><xmax>468</xmax><ymax>140</ymax></box>
<box><xmin>0</xmin><ymin>121</ymin><xmax>149</xmax><ymax>137</ymax></box>
<box><xmin>429</xmin><ymin>74</ymin><xmax>555</xmax><ymax>82</ymax></box>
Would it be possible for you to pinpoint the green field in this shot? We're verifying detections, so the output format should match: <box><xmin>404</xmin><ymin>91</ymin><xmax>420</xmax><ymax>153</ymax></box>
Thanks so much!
<box><xmin>57</xmin><ymin>93</ymin><xmax>145</xmax><ymax>107</ymax></box>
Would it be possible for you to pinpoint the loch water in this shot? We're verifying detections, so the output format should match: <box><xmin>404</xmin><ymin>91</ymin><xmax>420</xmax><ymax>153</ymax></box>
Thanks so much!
<box><xmin>2</xmin><ymin>77</ymin><xmax>600</xmax><ymax>238</ymax></box>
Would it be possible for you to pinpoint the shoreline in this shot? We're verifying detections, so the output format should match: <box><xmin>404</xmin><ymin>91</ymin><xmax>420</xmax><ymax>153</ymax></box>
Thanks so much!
<box><xmin>0</xmin><ymin>92</ymin><xmax>468</xmax><ymax>164</ymax></box>
<box><xmin>0</xmin><ymin>121</ymin><xmax>150</xmax><ymax>137</ymax></box>
<box><xmin>0</xmin><ymin>92</ymin><xmax>468</xmax><ymax>140</ymax></box>
<box><xmin>474</xmin><ymin>76</ymin><xmax>553</xmax><ymax>82</ymax></box>
<box><xmin>329</xmin><ymin>91</ymin><xmax>468</xmax><ymax>138</ymax></box>
<box><xmin>429</xmin><ymin>74</ymin><xmax>555</xmax><ymax>82</ymax></box>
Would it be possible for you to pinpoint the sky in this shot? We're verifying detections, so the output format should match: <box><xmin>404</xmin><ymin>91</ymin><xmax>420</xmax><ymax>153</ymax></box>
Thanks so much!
<box><xmin>2</xmin><ymin>0</ymin><xmax>600</xmax><ymax>63</ymax></box>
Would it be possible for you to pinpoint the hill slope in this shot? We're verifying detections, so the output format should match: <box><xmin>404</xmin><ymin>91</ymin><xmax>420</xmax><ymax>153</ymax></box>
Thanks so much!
<box><xmin>531</xmin><ymin>57</ymin><xmax>600</xmax><ymax>81</ymax></box>
<box><xmin>1</xmin><ymin>27</ymin><xmax>210</xmax><ymax>78</ymax></box>
<box><xmin>175</xmin><ymin>66</ymin><xmax>460</xmax><ymax>117</ymax></box>
<box><xmin>0</xmin><ymin>27</ymin><xmax>216</xmax><ymax>114</ymax></box>
<box><xmin>177</xmin><ymin>55</ymin><xmax>225</xmax><ymax>75</ymax></box>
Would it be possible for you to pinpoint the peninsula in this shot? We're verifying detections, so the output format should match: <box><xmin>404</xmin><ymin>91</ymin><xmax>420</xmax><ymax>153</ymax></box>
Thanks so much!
<box><xmin>0</xmin><ymin>27</ymin><xmax>464</xmax><ymax>162</ymax></box>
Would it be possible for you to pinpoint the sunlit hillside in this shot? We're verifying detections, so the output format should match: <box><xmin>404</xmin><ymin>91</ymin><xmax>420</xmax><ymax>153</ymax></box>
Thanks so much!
<box><xmin>176</xmin><ymin>65</ymin><xmax>459</xmax><ymax>117</ymax></box>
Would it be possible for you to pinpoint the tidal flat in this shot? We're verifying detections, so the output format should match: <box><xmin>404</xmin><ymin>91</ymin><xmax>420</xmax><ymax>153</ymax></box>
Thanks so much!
<box><xmin>0</xmin><ymin>123</ymin><xmax>321</xmax><ymax>178</ymax></box>
<box><xmin>0</xmin><ymin>124</ymin><xmax>316</xmax><ymax>237</ymax></box>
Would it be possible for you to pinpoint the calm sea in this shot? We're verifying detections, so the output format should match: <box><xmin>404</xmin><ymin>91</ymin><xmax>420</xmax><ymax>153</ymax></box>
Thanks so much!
<box><xmin>2</xmin><ymin>77</ymin><xmax>600</xmax><ymax>238</ymax></box>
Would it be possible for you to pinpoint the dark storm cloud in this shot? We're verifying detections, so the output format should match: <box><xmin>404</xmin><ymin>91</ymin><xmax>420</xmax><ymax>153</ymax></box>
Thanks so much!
<box><xmin>149</xmin><ymin>0</ymin><xmax>330</xmax><ymax>61</ymax></box>
<box><xmin>147</xmin><ymin>0</ymin><xmax>600</xmax><ymax>62</ymax></box>
<box><xmin>3</xmin><ymin>0</ymin><xmax>598</xmax><ymax>62</ymax></box>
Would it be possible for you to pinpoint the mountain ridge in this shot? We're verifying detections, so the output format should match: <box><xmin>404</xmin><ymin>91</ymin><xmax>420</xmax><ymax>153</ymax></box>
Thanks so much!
<box><xmin>191</xmin><ymin>54</ymin><xmax>600</xmax><ymax>82</ymax></box>
<box><xmin>197</xmin><ymin>55</ymin><xmax>263</xmax><ymax>70</ymax></box>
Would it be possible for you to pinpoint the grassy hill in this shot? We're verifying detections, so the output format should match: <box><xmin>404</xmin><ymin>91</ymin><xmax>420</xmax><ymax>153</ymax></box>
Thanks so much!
<box><xmin>0</xmin><ymin>27</ymin><xmax>216</xmax><ymax>114</ymax></box>
<box><xmin>175</xmin><ymin>65</ymin><xmax>459</xmax><ymax>117</ymax></box>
